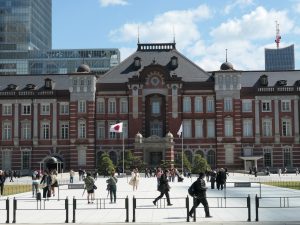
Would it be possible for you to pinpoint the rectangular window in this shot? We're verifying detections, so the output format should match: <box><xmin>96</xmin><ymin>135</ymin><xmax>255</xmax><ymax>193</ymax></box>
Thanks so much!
<box><xmin>207</xmin><ymin>119</ymin><xmax>215</xmax><ymax>138</ymax></box>
<box><xmin>281</xmin><ymin>100</ymin><xmax>291</xmax><ymax>112</ymax></box>
<box><xmin>194</xmin><ymin>97</ymin><xmax>203</xmax><ymax>113</ymax></box>
<box><xmin>78</xmin><ymin>121</ymin><xmax>86</xmax><ymax>139</ymax></box>
<box><xmin>183</xmin><ymin>120</ymin><xmax>192</xmax><ymax>138</ymax></box>
<box><xmin>59</xmin><ymin>102</ymin><xmax>69</xmax><ymax>115</ymax></box>
<box><xmin>22</xmin><ymin>104</ymin><xmax>31</xmax><ymax>115</ymax></box>
<box><xmin>262</xmin><ymin>119</ymin><xmax>272</xmax><ymax>137</ymax></box>
<box><xmin>60</xmin><ymin>121</ymin><xmax>69</xmax><ymax>139</ymax></box>
<box><xmin>2</xmin><ymin>104</ymin><xmax>12</xmax><ymax>115</ymax></box>
<box><xmin>78</xmin><ymin>100</ymin><xmax>86</xmax><ymax>113</ymax></box>
<box><xmin>243</xmin><ymin>119</ymin><xmax>253</xmax><ymax>137</ymax></box>
<box><xmin>78</xmin><ymin>148</ymin><xmax>86</xmax><ymax>166</ymax></box>
<box><xmin>195</xmin><ymin>120</ymin><xmax>203</xmax><ymax>138</ymax></box>
<box><xmin>21</xmin><ymin>151</ymin><xmax>31</xmax><ymax>170</ymax></box>
<box><xmin>152</xmin><ymin>101</ymin><xmax>160</xmax><ymax>114</ymax></box>
<box><xmin>283</xmin><ymin>148</ymin><xmax>292</xmax><ymax>167</ymax></box>
<box><xmin>108</xmin><ymin>99</ymin><xmax>116</xmax><ymax>114</ymax></box>
<box><xmin>96</xmin><ymin>99</ymin><xmax>105</xmax><ymax>113</ymax></box>
<box><xmin>262</xmin><ymin>101</ymin><xmax>271</xmax><ymax>112</ymax></box>
<box><xmin>242</xmin><ymin>100</ymin><xmax>252</xmax><ymax>112</ymax></box>
<box><xmin>282</xmin><ymin>119</ymin><xmax>292</xmax><ymax>136</ymax></box>
<box><xmin>224</xmin><ymin>118</ymin><xmax>233</xmax><ymax>137</ymax></box>
<box><xmin>263</xmin><ymin>149</ymin><xmax>272</xmax><ymax>167</ymax></box>
<box><xmin>21</xmin><ymin>122</ymin><xmax>31</xmax><ymax>140</ymax></box>
<box><xmin>206</xmin><ymin>98</ymin><xmax>215</xmax><ymax>112</ymax></box>
<box><xmin>41</xmin><ymin>122</ymin><xmax>50</xmax><ymax>139</ymax></box>
<box><xmin>224</xmin><ymin>98</ymin><xmax>233</xmax><ymax>112</ymax></box>
<box><xmin>120</xmin><ymin>98</ymin><xmax>128</xmax><ymax>114</ymax></box>
<box><xmin>2</xmin><ymin>121</ymin><xmax>12</xmax><ymax>140</ymax></box>
<box><xmin>96</xmin><ymin>121</ymin><xmax>105</xmax><ymax>139</ymax></box>
<box><xmin>41</xmin><ymin>103</ymin><xmax>50</xmax><ymax>115</ymax></box>
<box><xmin>150</xmin><ymin>121</ymin><xmax>162</xmax><ymax>137</ymax></box>
<box><xmin>183</xmin><ymin>97</ymin><xmax>191</xmax><ymax>113</ymax></box>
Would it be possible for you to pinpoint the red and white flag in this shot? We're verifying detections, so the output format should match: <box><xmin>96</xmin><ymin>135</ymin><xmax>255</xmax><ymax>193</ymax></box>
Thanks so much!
<box><xmin>110</xmin><ymin>122</ymin><xmax>123</xmax><ymax>133</ymax></box>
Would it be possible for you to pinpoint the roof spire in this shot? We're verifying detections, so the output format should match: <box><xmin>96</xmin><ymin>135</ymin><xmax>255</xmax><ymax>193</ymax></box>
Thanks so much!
<box><xmin>137</xmin><ymin>25</ymin><xmax>140</xmax><ymax>44</ymax></box>
<box><xmin>172</xmin><ymin>25</ymin><xmax>176</xmax><ymax>43</ymax></box>
<box><xmin>225</xmin><ymin>49</ymin><xmax>228</xmax><ymax>62</ymax></box>
<box><xmin>275</xmin><ymin>21</ymin><xmax>281</xmax><ymax>49</ymax></box>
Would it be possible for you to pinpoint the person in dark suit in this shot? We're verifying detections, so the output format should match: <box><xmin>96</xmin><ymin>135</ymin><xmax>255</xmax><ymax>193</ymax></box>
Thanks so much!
<box><xmin>153</xmin><ymin>169</ymin><xmax>172</xmax><ymax>206</ymax></box>
<box><xmin>0</xmin><ymin>170</ymin><xmax>6</xmax><ymax>196</ymax></box>
<box><xmin>189</xmin><ymin>172</ymin><xmax>212</xmax><ymax>218</ymax></box>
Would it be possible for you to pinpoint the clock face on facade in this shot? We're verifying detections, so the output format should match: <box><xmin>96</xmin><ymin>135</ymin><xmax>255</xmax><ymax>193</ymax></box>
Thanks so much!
<box><xmin>150</xmin><ymin>76</ymin><xmax>160</xmax><ymax>86</ymax></box>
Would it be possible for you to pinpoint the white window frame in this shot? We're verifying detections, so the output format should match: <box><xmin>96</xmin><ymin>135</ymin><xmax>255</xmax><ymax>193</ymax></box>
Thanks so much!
<box><xmin>60</xmin><ymin>121</ymin><xmax>69</xmax><ymax>139</ymax></box>
<box><xmin>194</xmin><ymin>96</ymin><xmax>203</xmax><ymax>113</ymax></box>
<box><xmin>282</xmin><ymin>118</ymin><xmax>292</xmax><ymax>137</ymax></box>
<box><xmin>96</xmin><ymin>121</ymin><xmax>105</xmax><ymax>139</ymax></box>
<box><xmin>224</xmin><ymin>98</ymin><xmax>233</xmax><ymax>112</ymax></box>
<box><xmin>224</xmin><ymin>118</ymin><xmax>233</xmax><ymax>137</ymax></box>
<box><xmin>283</xmin><ymin>147</ymin><xmax>292</xmax><ymax>167</ymax></box>
<box><xmin>108</xmin><ymin>98</ymin><xmax>116</xmax><ymax>114</ymax></box>
<box><xmin>21</xmin><ymin>150</ymin><xmax>31</xmax><ymax>170</ymax></box>
<box><xmin>78</xmin><ymin>100</ymin><xmax>86</xmax><ymax>113</ymax></box>
<box><xmin>2</xmin><ymin>104</ymin><xmax>12</xmax><ymax>115</ymax></box>
<box><xmin>206</xmin><ymin>97</ymin><xmax>215</xmax><ymax>113</ymax></box>
<box><xmin>152</xmin><ymin>101</ymin><xmax>160</xmax><ymax>114</ymax></box>
<box><xmin>120</xmin><ymin>98</ymin><xmax>128</xmax><ymax>114</ymax></box>
<box><xmin>183</xmin><ymin>97</ymin><xmax>191</xmax><ymax>113</ymax></box>
<box><xmin>195</xmin><ymin>119</ymin><xmax>203</xmax><ymax>138</ymax></box>
<box><xmin>262</xmin><ymin>118</ymin><xmax>272</xmax><ymax>137</ymax></box>
<box><xmin>281</xmin><ymin>100</ymin><xmax>291</xmax><ymax>112</ymax></box>
<box><xmin>41</xmin><ymin>121</ymin><xmax>50</xmax><ymax>139</ymax></box>
<box><xmin>96</xmin><ymin>98</ymin><xmax>105</xmax><ymax>114</ymax></box>
<box><xmin>2</xmin><ymin>121</ymin><xmax>12</xmax><ymax>140</ymax></box>
<box><xmin>263</xmin><ymin>148</ymin><xmax>273</xmax><ymax>167</ymax></box>
<box><xmin>183</xmin><ymin>120</ymin><xmax>192</xmax><ymax>138</ymax></box>
<box><xmin>262</xmin><ymin>100</ymin><xmax>271</xmax><ymax>112</ymax></box>
<box><xmin>59</xmin><ymin>102</ymin><xmax>69</xmax><ymax>115</ymax></box>
<box><xmin>242</xmin><ymin>99</ymin><xmax>252</xmax><ymax>112</ymax></box>
<box><xmin>40</xmin><ymin>103</ymin><xmax>50</xmax><ymax>115</ymax></box>
<box><xmin>22</xmin><ymin>104</ymin><xmax>31</xmax><ymax>115</ymax></box>
<box><xmin>78</xmin><ymin>120</ymin><xmax>86</xmax><ymax>139</ymax></box>
<box><xmin>243</xmin><ymin>119</ymin><xmax>253</xmax><ymax>137</ymax></box>
<box><xmin>207</xmin><ymin>119</ymin><xmax>215</xmax><ymax>138</ymax></box>
<box><xmin>21</xmin><ymin>121</ymin><xmax>31</xmax><ymax>140</ymax></box>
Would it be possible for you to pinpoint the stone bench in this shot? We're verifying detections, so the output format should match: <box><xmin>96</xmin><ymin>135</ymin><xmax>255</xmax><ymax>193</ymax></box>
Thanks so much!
<box><xmin>68</xmin><ymin>183</ymin><xmax>85</xmax><ymax>189</ymax></box>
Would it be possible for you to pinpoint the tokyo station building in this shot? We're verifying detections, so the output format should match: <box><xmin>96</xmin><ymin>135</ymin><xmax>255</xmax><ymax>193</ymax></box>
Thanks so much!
<box><xmin>0</xmin><ymin>42</ymin><xmax>300</xmax><ymax>174</ymax></box>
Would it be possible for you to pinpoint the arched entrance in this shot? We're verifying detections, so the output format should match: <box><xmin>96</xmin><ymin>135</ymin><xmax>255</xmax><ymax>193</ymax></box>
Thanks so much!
<box><xmin>41</xmin><ymin>156</ymin><xmax>64</xmax><ymax>172</ymax></box>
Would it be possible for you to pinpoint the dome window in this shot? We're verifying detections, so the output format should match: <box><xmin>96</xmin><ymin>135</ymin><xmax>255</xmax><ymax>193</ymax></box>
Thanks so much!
<box><xmin>259</xmin><ymin>75</ymin><xmax>268</xmax><ymax>86</ymax></box>
<box><xmin>277</xmin><ymin>80</ymin><xmax>287</xmax><ymax>86</ymax></box>
<box><xmin>26</xmin><ymin>84</ymin><xmax>36</xmax><ymax>90</ymax></box>
<box><xmin>7</xmin><ymin>84</ymin><xmax>17</xmax><ymax>90</ymax></box>
<box><xmin>171</xmin><ymin>56</ymin><xmax>178</xmax><ymax>68</ymax></box>
<box><xmin>44</xmin><ymin>78</ymin><xmax>53</xmax><ymax>89</ymax></box>
<box><xmin>134</xmin><ymin>57</ymin><xmax>141</xmax><ymax>68</ymax></box>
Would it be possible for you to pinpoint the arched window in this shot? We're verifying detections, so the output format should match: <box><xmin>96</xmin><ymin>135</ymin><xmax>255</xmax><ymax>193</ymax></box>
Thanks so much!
<box><xmin>207</xmin><ymin>150</ymin><xmax>215</xmax><ymax>167</ymax></box>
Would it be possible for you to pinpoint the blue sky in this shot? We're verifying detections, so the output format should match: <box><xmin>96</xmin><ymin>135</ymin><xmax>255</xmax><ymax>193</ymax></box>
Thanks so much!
<box><xmin>52</xmin><ymin>0</ymin><xmax>300</xmax><ymax>71</ymax></box>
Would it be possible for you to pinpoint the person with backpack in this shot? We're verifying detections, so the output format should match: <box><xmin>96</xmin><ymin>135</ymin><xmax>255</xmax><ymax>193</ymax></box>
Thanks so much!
<box><xmin>188</xmin><ymin>172</ymin><xmax>212</xmax><ymax>218</ymax></box>
<box><xmin>106</xmin><ymin>170</ymin><xmax>118</xmax><ymax>203</ymax></box>
<box><xmin>153</xmin><ymin>169</ymin><xmax>172</xmax><ymax>206</ymax></box>
<box><xmin>83</xmin><ymin>172</ymin><xmax>95</xmax><ymax>204</ymax></box>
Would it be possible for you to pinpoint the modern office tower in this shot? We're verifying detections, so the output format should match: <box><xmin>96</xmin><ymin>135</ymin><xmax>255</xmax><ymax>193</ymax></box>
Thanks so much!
<box><xmin>265</xmin><ymin>45</ymin><xmax>295</xmax><ymax>71</ymax></box>
<box><xmin>0</xmin><ymin>0</ymin><xmax>52</xmax><ymax>51</ymax></box>
<box><xmin>0</xmin><ymin>0</ymin><xmax>120</xmax><ymax>75</ymax></box>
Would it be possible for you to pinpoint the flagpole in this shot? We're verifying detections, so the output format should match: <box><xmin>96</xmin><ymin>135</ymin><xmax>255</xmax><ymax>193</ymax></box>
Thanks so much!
<box><xmin>181</xmin><ymin>129</ymin><xmax>183</xmax><ymax>174</ymax></box>
<box><xmin>122</xmin><ymin>131</ymin><xmax>125</xmax><ymax>176</ymax></box>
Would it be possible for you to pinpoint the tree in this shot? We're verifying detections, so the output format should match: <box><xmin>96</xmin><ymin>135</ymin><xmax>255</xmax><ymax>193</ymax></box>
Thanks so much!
<box><xmin>117</xmin><ymin>150</ymin><xmax>145</xmax><ymax>173</ymax></box>
<box><xmin>192</xmin><ymin>154</ymin><xmax>210</xmax><ymax>174</ymax></box>
<box><xmin>98</xmin><ymin>153</ymin><xmax>115</xmax><ymax>175</ymax></box>
<box><xmin>174</xmin><ymin>152</ymin><xmax>192</xmax><ymax>173</ymax></box>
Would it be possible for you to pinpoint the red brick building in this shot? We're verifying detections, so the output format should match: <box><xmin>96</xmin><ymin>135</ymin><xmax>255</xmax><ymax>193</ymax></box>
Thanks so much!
<box><xmin>0</xmin><ymin>42</ymin><xmax>299</xmax><ymax>174</ymax></box>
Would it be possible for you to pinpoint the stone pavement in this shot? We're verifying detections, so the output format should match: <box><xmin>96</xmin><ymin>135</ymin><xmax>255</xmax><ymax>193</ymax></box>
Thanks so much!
<box><xmin>2</xmin><ymin>172</ymin><xmax>300</xmax><ymax>224</ymax></box>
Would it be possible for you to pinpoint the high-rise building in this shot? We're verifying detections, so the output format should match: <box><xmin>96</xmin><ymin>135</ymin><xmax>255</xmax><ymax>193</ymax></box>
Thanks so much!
<box><xmin>265</xmin><ymin>45</ymin><xmax>295</xmax><ymax>71</ymax></box>
<box><xmin>0</xmin><ymin>0</ymin><xmax>119</xmax><ymax>75</ymax></box>
<box><xmin>0</xmin><ymin>0</ymin><xmax>52</xmax><ymax>51</ymax></box>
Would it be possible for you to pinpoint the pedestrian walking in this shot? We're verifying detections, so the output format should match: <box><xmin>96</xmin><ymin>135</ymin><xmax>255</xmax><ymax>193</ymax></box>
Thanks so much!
<box><xmin>83</xmin><ymin>172</ymin><xmax>95</xmax><ymax>204</ymax></box>
<box><xmin>129</xmin><ymin>168</ymin><xmax>140</xmax><ymax>191</ymax></box>
<box><xmin>69</xmin><ymin>169</ymin><xmax>75</xmax><ymax>183</ymax></box>
<box><xmin>153</xmin><ymin>169</ymin><xmax>173</xmax><ymax>206</ymax></box>
<box><xmin>210</xmin><ymin>170</ymin><xmax>216</xmax><ymax>189</ymax></box>
<box><xmin>188</xmin><ymin>172</ymin><xmax>212</xmax><ymax>218</ymax></box>
<box><xmin>50</xmin><ymin>170</ymin><xmax>58</xmax><ymax>197</ymax></box>
<box><xmin>32</xmin><ymin>170</ymin><xmax>39</xmax><ymax>197</ymax></box>
<box><xmin>0</xmin><ymin>170</ymin><xmax>6</xmax><ymax>197</ymax></box>
<box><xmin>106</xmin><ymin>171</ymin><xmax>118</xmax><ymax>203</ymax></box>
<box><xmin>40</xmin><ymin>170</ymin><xmax>52</xmax><ymax>199</ymax></box>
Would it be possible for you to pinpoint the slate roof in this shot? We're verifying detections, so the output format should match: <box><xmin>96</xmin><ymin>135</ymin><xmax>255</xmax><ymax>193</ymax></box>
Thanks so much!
<box><xmin>100</xmin><ymin>43</ymin><xmax>210</xmax><ymax>83</ymax></box>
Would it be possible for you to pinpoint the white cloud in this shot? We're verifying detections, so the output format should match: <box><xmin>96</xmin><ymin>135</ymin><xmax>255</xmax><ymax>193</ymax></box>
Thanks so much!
<box><xmin>109</xmin><ymin>4</ymin><xmax>211</xmax><ymax>50</ymax></box>
<box><xmin>119</xmin><ymin>47</ymin><xmax>136</xmax><ymax>62</ymax></box>
<box><xmin>99</xmin><ymin>0</ymin><xmax>128</xmax><ymax>7</ymax></box>
<box><xmin>211</xmin><ymin>6</ymin><xmax>294</xmax><ymax>41</ymax></box>
<box><xmin>224</xmin><ymin>0</ymin><xmax>254</xmax><ymax>14</ymax></box>
<box><xmin>295</xmin><ymin>2</ymin><xmax>300</xmax><ymax>14</ymax></box>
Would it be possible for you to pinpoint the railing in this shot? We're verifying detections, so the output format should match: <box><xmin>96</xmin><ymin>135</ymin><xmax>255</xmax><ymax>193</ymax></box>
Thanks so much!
<box><xmin>192</xmin><ymin>195</ymin><xmax>251</xmax><ymax>222</ymax></box>
<box><xmin>224</xmin><ymin>182</ymin><xmax>262</xmax><ymax>198</ymax></box>
<box><xmin>72</xmin><ymin>196</ymin><xmax>129</xmax><ymax>223</ymax></box>
<box><xmin>0</xmin><ymin>198</ymin><xmax>9</xmax><ymax>223</ymax></box>
<box><xmin>255</xmin><ymin>194</ymin><xmax>300</xmax><ymax>221</ymax></box>
<box><xmin>132</xmin><ymin>196</ymin><xmax>190</xmax><ymax>222</ymax></box>
<box><xmin>12</xmin><ymin>197</ymin><xmax>69</xmax><ymax>223</ymax></box>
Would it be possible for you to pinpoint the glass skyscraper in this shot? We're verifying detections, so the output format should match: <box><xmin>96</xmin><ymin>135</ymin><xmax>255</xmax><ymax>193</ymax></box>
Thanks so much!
<box><xmin>265</xmin><ymin>45</ymin><xmax>295</xmax><ymax>71</ymax></box>
<box><xmin>0</xmin><ymin>0</ymin><xmax>119</xmax><ymax>75</ymax></box>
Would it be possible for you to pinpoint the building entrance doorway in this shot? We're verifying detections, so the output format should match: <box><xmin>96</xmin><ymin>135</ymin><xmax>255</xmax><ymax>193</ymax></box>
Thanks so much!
<box><xmin>150</xmin><ymin>152</ymin><xmax>162</xmax><ymax>167</ymax></box>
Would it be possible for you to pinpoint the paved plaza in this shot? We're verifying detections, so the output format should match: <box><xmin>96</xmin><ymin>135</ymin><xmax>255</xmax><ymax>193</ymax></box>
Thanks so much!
<box><xmin>2</xmin><ymin>172</ymin><xmax>300</xmax><ymax>224</ymax></box>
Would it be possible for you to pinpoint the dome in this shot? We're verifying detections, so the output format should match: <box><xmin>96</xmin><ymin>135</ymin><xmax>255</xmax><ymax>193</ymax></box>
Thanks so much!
<box><xmin>166</xmin><ymin>131</ymin><xmax>173</xmax><ymax>138</ymax></box>
<box><xmin>220</xmin><ymin>61</ymin><xmax>234</xmax><ymax>71</ymax></box>
<box><xmin>77</xmin><ymin>64</ymin><xmax>91</xmax><ymax>73</ymax></box>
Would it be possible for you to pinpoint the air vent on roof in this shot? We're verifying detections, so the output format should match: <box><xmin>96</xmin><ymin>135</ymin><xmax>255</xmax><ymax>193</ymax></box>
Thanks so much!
<box><xmin>26</xmin><ymin>84</ymin><xmax>36</xmax><ymax>90</ymax></box>
<box><xmin>44</xmin><ymin>78</ymin><xmax>53</xmax><ymax>90</ymax></box>
<box><xmin>170</xmin><ymin>56</ymin><xmax>178</xmax><ymax>69</ymax></box>
<box><xmin>277</xmin><ymin>80</ymin><xmax>287</xmax><ymax>86</ymax></box>
<box><xmin>259</xmin><ymin>74</ymin><xmax>268</xmax><ymax>86</ymax></box>
<box><xmin>134</xmin><ymin>57</ymin><xmax>141</xmax><ymax>69</ymax></box>
<box><xmin>7</xmin><ymin>84</ymin><xmax>17</xmax><ymax>90</ymax></box>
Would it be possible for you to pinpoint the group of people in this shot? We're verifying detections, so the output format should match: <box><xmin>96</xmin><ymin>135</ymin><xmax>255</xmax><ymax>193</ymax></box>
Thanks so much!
<box><xmin>35</xmin><ymin>169</ymin><xmax>58</xmax><ymax>199</ymax></box>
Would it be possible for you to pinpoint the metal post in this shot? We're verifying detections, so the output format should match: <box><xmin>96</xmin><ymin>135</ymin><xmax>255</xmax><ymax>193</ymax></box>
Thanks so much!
<box><xmin>247</xmin><ymin>195</ymin><xmax>251</xmax><ymax>222</ymax></box>
<box><xmin>12</xmin><ymin>197</ymin><xmax>16</xmax><ymax>223</ymax></box>
<box><xmin>193</xmin><ymin>197</ymin><xmax>196</xmax><ymax>222</ymax></box>
<box><xmin>125</xmin><ymin>196</ymin><xmax>129</xmax><ymax>222</ymax></box>
<box><xmin>65</xmin><ymin>197</ymin><xmax>69</xmax><ymax>223</ymax></box>
<box><xmin>255</xmin><ymin>194</ymin><xmax>259</xmax><ymax>221</ymax></box>
<box><xmin>132</xmin><ymin>196</ymin><xmax>136</xmax><ymax>222</ymax></box>
<box><xmin>186</xmin><ymin>196</ymin><xmax>189</xmax><ymax>222</ymax></box>
<box><xmin>72</xmin><ymin>197</ymin><xmax>76</xmax><ymax>223</ymax></box>
<box><xmin>58</xmin><ymin>184</ymin><xmax>60</xmax><ymax>201</ymax></box>
<box><xmin>6</xmin><ymin>197</ymin><xmax>9</xmax><ymax>223</ymax></box>
<box><xmin>259</xmin><ymin>182</ymin><xmax>261</xmax><ymax>198</ymax></box>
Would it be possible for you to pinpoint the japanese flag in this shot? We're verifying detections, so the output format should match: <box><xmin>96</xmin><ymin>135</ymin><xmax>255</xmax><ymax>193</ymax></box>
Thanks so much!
<box><xmin>110</xmin><ymin>122</ymin><xmax>123</xmax><ymax>133</ymax></box>
<box><xmin>177</xmin><ymin>123</ymin><xmax>183</xmax><ymax>137</ymax></box>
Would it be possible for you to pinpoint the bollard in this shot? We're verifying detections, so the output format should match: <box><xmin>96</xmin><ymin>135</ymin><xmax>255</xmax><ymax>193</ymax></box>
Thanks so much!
<box><xmin>247</xmin><ymin>195</ymin><xmax>251</xmax><ymax>222</ymax></box>
<box><xmin>5</xmin><ymin>198</ymin><xmax>9</xmax><ymax>224</ymax></box>
<box><xmin>65</xmin><ymin>197</ymin><xmax>69</xmax><ymax>223</ymax></box>
<box><xmin>132</xmin><ymin>196</ymin><xmax>136</xmax><ymax>222</ymax></box>
<box><xmin>255</xmin><ymin>194</ymin><xmax>259</xmax><ymax>221</ymax></box>
<box><xmin>186</xmin><ymin>196</ymin><xmax>189</xmax><ymax>222</ymax></box>
<box><xmin>12</xmin><ymin>197</ymin><xmax>17</xmax><ymax>223</ymax></box>
<box><xmin>125</xmin><ymin>196</ymin><xmax>129</xmax><ymax>222</ymax></box>
<box><xmin>72</xmin><ymin>197</ymin><xmax>76</xmax><ymax>223</ymax></box>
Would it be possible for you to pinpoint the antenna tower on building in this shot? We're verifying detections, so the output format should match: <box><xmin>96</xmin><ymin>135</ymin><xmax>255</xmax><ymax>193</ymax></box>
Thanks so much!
<box><xmin>275</xmin><ymin>21</ymin><xmax>281</xmax><ymax>49</ymax></box>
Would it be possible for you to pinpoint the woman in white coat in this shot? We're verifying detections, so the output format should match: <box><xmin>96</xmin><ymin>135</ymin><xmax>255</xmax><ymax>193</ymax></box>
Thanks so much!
<box><xmin>129</xmin><ymin>168</ymin><xmax>140</xmax><ymax>191</ymax></box>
